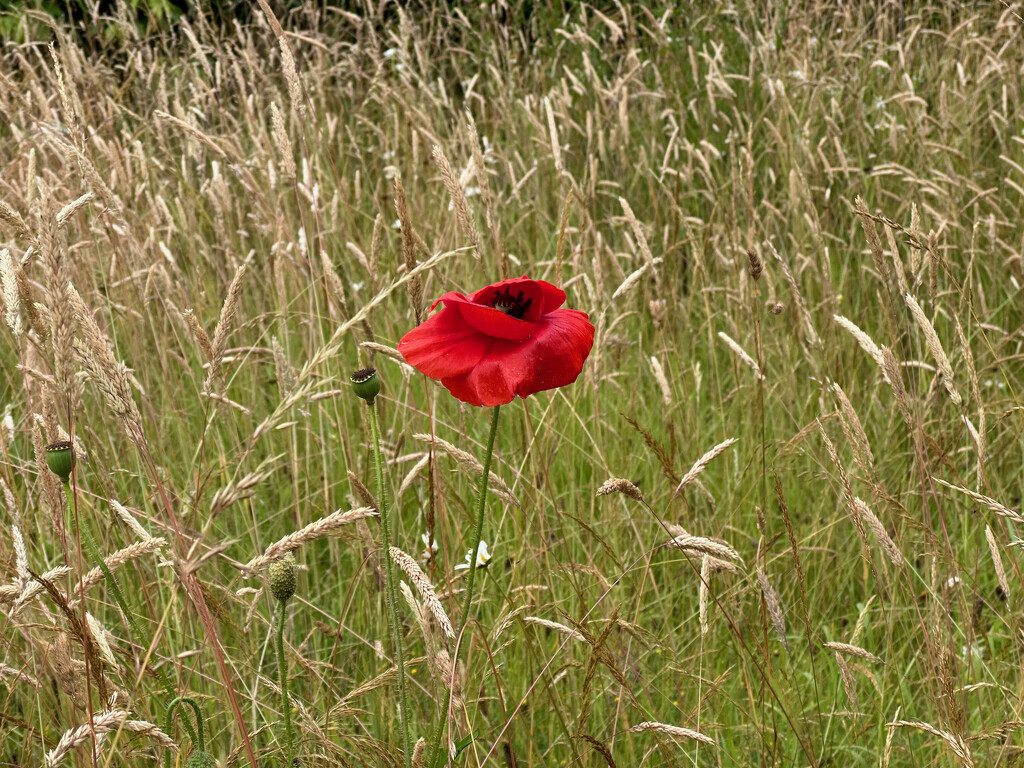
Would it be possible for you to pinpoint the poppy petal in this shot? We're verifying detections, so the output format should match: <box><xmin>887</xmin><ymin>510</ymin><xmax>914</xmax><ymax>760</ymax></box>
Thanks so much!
<box><xmin>468</xmin><ymin>277</ymin><xmax>566</xmax><ymax>320</ymax></box>
<box><xmin>400</xmin><ymin>277</ymin><xmax>592</xmax><ymax>407</ymax></box>
<box><xmin>457</xmin><ymin>348</ymin><xmax>519</xmax><ymax>406</ymax></box>
<box><xmin>430</xmin><ymin>290</ymin><xmax>469</xmax><ymax>312</ymax></box>
<box><xmin>398</xmin><ymin>306</ymin><xmax>492</xmax><ymax>379</ymax></box>
<box><xmin>438</xmin><ymin>372</ymin><xmax>492</xmax><ymax>407</ymax></box>
<box><xmin>533</xmin><ymin>280</ymin><xmax>567</xmax><ymax>315</ymax></box>
<box><xmin>497</xmin><ymin>309</ymin><xmax>595</xmax><ymax>398</ymax></box>
<box><xmin>441</xmin><ymin>309</ymin><xmax>594</xmax><ymax>406</ymax></box>
<box><xmin>458</xmin><ymin>302</ymin><xmax>538</xmax><ymax>341</ymax></box>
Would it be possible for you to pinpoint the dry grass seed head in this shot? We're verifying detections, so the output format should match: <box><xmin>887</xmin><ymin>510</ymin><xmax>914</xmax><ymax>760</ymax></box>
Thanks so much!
<box><xmin>904</xmin><ymin>292</ymin><xmax>961</xmax><ymax>406</ymax></box>
<box><xmin>888</xmin><ymin>719</ymin><xmax>974</xmax><ymax>768</ymax></box>
<box><xmin>85</xmin><ymin>612</ymin><xmax>118</xmax><ymax>667</ymax></box>
<box><xmin>612</xmin><ymin>262</ymin><xmax>654</xmax><ymax>301</ymax></box>
<box><xmin>885</xmin><ymin>223</ymin><xmax>909</xmax><ymax>295</ymax></box>
<box><xmin>71</xmin><ymin>538</ymin><xmax>167</xmax><ymax>605</ymax></box>
<box><xmin>747</xmin><ymin>247</ymin><xmax>763</xmax><ymax>281</ymax></box>
<box><xmin>649</xmin><ymin>356</ymin><xmax>671</xmax><ymax>406</ymax></box>
<box><xmin>12</xmin><ymin>526</ymin><xmax>29</xmax><ymax>585</ymax></box>
<box><xmin>271</xmin><ymin>337</ymin><xmax>297</xmax><ymax>398</ymax></box>
<box><xmin>628</xmin><ymin>722</ymin><xmax>714</xmax><ymax>746</ymax></box>
<box><xmin>825</xmin><ymin>641</ymin><xmax>883</xmax><ymax>665</ymax></box>
<box><xmin>243</xmin><ymin>506</ymin><xmax>377</xmax><ymax>574</ymax></box>
<box><xmin>0</xmin><ymin>664</ymin><xmax>40</xmax><ymax>689</ymax></box>
<box><xmin>832</xmin><ymin>382</ymin><xmax>875</xmax><ymax>477</ymax></box>
<box><xmin>756</xmin><ymin>567</ymin><xmax>787</xmax><ymax>648</ymax></box>
<box><xmin>67</xmin><ymin>283</ymin><xmax>144</xmax><ymax>441</ymax></box>
<box><xmin>40</xmin><ymin>215</ymin><xmax>80</xmax><ymax>411</ymax></box>
<box><xmin>45</xmin><ymin>709</ymin><xmax>176</xmax><ymax>768</ymax></box>
<box><xmin>934</xmin><ymin>479</ymin><xmax>1023</xmax><ymax>525</ymax></box>
<box><xmin>818</xmin><ymin>421</ymin><xmax>872</xmax><ymax>557</ymax></box>
<box><xmin>833</xmin><ymin>315</ymin><xmax>886</xmax><ymax>371</ymax></box>
<box><xmin>47</xmin><ymin>634</ymin><xmax>89</xmax><ymax>710</ymax></box>
<box><xmin>769</xmin><ymin>243</ymin><xmax>820</xmax><ymax>347</ymax></box>
<box><xmin>209</xmin><ymin>453</ymin><xmax>282</xmax><ymax>516</ymax></box>
<box><xmin>1</xmin><ymin>248</ymin><xmax>23</xmax><ymax>336</ymax></box>
<box><xmin>321</xmin><ymin>251</ymin><xmax>349</xmax><ymax>318</ymax></box>
<box><xmin>390</xmin><ymin>547</ymin><xmax>455</xmax><ymax>640</ymax></box>
<box><xmin>596</xmin><ymin>477</ymin><xmax>643</xmax><ymax>503</ymax></box>
<box><xmin>370</xmin><ymin>213</ymin><xmax>385</xmax><ymax>288</ymax></box>
<box><xmin>675</xmin><ymin>438</ymin><xmax>738</xmax><ymax>494</ymax></box>
<box><xmin>109</xmin><ymin>500</ymin><xmax>154</xmax><ymax>541</ymax></box>
<box><xmin>544</xmin><ymin>96</ymin><xmax>564</xmax><ymax>174</ymax></box>
<box><xmin>666</xmin><ymin>526</ymin><xmax>743</xmax><ymax>566</ymax></box>
<box><xmin>834</xmin><ymin>652</ymin><xmax>858</xmax><ymax>710</ymax></box>
<box><xmin>55</xmin><ymin>192</ymin><xmax>94</xmax><ymax>228</ymax></box>
<box><xmin>985</xmin><ymin>526</ymin><xmax>1010</xmax><ymax>601</ymax></box>
<box><xmin>204</xmin><ymin>262</ymin><xmax>248</xmax><ymax>396</ymax></box>
<box><xmin>0</xmin><ymin>200</ymin><xmax>31</xmax><ymax>240</ymax></box>
<box><xmin>523</xmin><ymin>616</ymin><xmax>586</xmax><ymax>642</ymax></box>
<box><xmin>718</xmin><ymin>331</ymin><xmax>764</xmax><ymax>380</ymax></box>
<box><xmin>13</xmin><ymin>259</ymin><xmax>43</xmax><ymax>337</ymax></box>
<box><xmin>432</xmin><ymin>144</ymin><xmax>480</xmax><ymax>252</ymax></box>
<box><xmin>413</xmin><ymin>433</ymin><xmax>519</xmax><ymax>506</ymax></box>
<box><xmin>853</xmin><ymin>497</ymin><xmax>904</xmax><ymax>567</ymax></box>
<box><xmin>880</xmin><ymin>345</ymin><xmax>914</xmax><ymax>427</ymax></box>
<box><xmin>619</xmin><ymin>196</ymin><xmax>658</xmax><ymax>286</ymax></box>
<box><xmin>1</xmin><ymin>477</ymin><xmax>17</xmax><ymax>524</ymax></box>
<box><xmin>2</xmin><ymin>566</ymin><xmax>71</xmax><ymax>612</ymax></box>
<box><xmin>856</xmin><ymin>196</ymin><xmax>892</xmax><ymax>285</ymax></box>
<box><xmin>183</xmin><ymin>309</ymin><xmax>214</xmax><ymax>364</ymax></box>
<box><xmin>270</xmin><ymin>102</ymin><xmax>296</xmax><ymax>184</ymax></box>
<box><xmin>412</xmin><ymin>737</ymin><xmax>426</xmax><ymax>768</ymax></box>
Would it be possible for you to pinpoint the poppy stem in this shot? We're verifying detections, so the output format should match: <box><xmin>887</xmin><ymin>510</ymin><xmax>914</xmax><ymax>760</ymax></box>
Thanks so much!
<box><xmin>427</xmin><ymin>404</ymin><xmax>501</xmax><ymax>768</ymax></box>
<box><xmin>365</xmin><ymin>399</ymin><xmax>413</xmax><ymax>768</ymax></box>
<box><xmin>276</xmin><ymin>596</ymin><xmax>294</xmax><ymax>763</ymax></box>
<box><xmin>457</xmin><ymin>404</ymin><xmax>501</xmax><ymax>628</ymax></box>
<box><xmin>164</xmin><ymin>696</ymin><xmax>205</xmax><ymax>768</ymax></box>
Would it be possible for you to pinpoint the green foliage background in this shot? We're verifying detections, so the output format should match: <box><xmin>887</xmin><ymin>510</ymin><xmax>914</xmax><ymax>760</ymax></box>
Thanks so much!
<box><xmin>0</xmin><ymin>1</ymin><xmax>1022</xmax><ymax>766</ymax></box>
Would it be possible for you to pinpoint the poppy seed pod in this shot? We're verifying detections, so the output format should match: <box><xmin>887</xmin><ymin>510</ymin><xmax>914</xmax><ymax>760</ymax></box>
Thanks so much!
<box><xmin>184</xmin><ymin>750</ymin><xmax>216</xmax><ymax>768</ymax></box>
<box><xmin>45</xmin><ymin>441</ymin><xmax>74</xmax><ymax>485</ymax></box>
<box><xmin>350</xmin><ymin>368</ymin><xmax>381</xmax><ymax>405</ymax></box>
<box><xmin>268</xmin><ymin>553</ymin><xmax>297</xmax><ymax>603</ymax></box>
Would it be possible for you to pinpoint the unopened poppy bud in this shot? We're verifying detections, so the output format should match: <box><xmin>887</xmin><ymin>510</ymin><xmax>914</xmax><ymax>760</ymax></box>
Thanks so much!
<box><xmin>350</xmin><ymin>368</ymin><xmax>381</xmax><ymax>405</ymax></box>
<box><xmin>184</xmin><ymin>750</ymin><xmax>216</xmax><ymax>768</ymax></box>
<box><xmin>268</xmin><ymin>553</ymin><xmax>297</xmax><ymax>602</ymax></box>
<box><xmin>45</xmin><ymin>441</ymin><xmax>74</xmax><ymax>485</ymax></box>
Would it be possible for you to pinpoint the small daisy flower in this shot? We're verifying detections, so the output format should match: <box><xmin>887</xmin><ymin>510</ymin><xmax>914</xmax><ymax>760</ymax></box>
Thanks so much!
<box><xmin>454</xmin><ymin>540</ymin><xmax>491</xmax><ymax>571</ymax></box>
<box><xmin>420</xmin><ymin>532</ymin><xmax>438</xmax><ymax>562</ymax></box>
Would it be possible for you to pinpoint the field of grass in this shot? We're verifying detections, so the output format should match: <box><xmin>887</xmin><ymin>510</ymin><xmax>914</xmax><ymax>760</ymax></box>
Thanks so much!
<box><xmin>1</xmin><ymin>1</ymin><xmax>1024</xmax><ymax>765</ymax></box>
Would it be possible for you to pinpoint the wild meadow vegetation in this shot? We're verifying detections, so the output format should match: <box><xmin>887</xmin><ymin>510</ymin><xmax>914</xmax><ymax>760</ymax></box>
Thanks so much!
<box><xmin>1</xmin><ymin>1</ymin><xmax>1023</xmax><ymax>765</ymax></box>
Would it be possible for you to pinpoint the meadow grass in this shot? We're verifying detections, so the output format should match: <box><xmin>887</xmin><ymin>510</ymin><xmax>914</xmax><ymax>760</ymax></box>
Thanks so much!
<box><xmin>1</xmin><ymin>1</ymin><xmax>1023</xmax><ymax>765</ymax></box>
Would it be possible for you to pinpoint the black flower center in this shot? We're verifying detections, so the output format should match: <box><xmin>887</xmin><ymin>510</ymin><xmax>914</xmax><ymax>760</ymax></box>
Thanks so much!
<box><xmin>489</xmin><ymin>288</ymin><xmax>532</xmax><ymax>319</ymax></box>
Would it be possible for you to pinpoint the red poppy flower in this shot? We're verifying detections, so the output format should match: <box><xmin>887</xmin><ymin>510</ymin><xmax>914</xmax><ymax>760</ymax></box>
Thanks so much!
<box><xmin>398</xmin><ymin>277</ymin><xmax>595</xmax><ymax>407</ymax></box>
